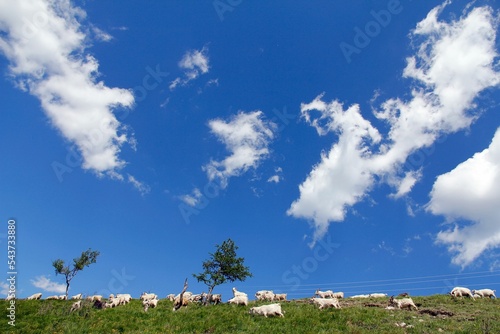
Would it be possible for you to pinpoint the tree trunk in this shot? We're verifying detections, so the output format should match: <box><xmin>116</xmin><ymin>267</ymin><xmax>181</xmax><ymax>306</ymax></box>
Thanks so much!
<box><xmin>65</xmin><ymin>278</ymin><xmax>70</xmax><ymax>298</ymax></box>
<box><xmin>204</xmin><ymin>285</ymin><xmax>215</xmax><ymax>306</ymax></box>
<box><xmin>174</xmin><ymin>278</ymin><xmax>188</xmax><ymax>311</ymax></box>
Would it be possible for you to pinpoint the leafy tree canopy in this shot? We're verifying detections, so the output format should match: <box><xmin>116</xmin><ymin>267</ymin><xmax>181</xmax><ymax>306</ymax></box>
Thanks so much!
<box><xmin>53</xmin><ymin>248</ymin><xmax>100</xmax><ymax>296</ymax></box>
<box><xmin>193</xmin><ymin>238</ymin><xmax>252</xmax><ymax>301</ymax></box>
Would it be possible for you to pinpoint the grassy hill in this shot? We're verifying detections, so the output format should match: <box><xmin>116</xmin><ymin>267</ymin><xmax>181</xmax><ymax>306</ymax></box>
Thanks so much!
<box><xmin>1</xmin><ymin>295</ymin><xmax>498</xmax><ymax>333</ymax></box>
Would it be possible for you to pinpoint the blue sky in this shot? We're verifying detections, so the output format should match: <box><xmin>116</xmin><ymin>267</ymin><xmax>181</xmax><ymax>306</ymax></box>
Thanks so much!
<box><xmin>1</xmin><ymin>0</ymin><xmax>500</xmax><ymax>301</ymax></box>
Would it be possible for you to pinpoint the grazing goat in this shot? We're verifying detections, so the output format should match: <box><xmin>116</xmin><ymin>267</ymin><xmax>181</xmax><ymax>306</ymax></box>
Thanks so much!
<box><xmin>472</xmin><ymin>289</ymin><xmax>496</xmax><ymax>299</ymax></box>
<box><xmin>27</xmin><ymin>293</ymin><xmax>42</xmax><ymax>300</ymax></box>
<box><xmin>228</xmin><ymin>295</ymin><xmax>248</xmax><ymax>306</ymax></box>
<box><xmin>232</xmin><ymin>287</ymin><xmax>248</xmax><ymax>298</ymax></box>
<box><xmin>311</xmin><ymin>297</ymin><xmax>341</xmax><ymax>309</ymax></box>
<box><xmin>116</xmin><ymin>294</ymin><xmax>132</xmax><ymax>304</ymax></box>
<box><xmin>173</xmin><ymin>295</ymin><xmax>190</xmax><ymax>311</ymax></box>
<box><xmin>315</xmin><ymin>289</ymin><xmax>334</xmax><ymax>298</ymax></box>
<box><xmin>93</xmin><ymin>300</ymin><xmax>105</xmax><ymax>309</ymax></box>
<box><xmin>71</xmin><ymin>293</ymin><xmax>82</xmax><ymax>300</ymax></box>
<box><xmin>70</xmin><ymin>300</ymin><xmax>82</xmax><ymax>312</ymax></box>
<box><xmin>201</xmin><ymin>292</ymin><xmax>222</xmax><ymax>304</ymax></box>
<box><xmin>450</xmin><ymin>287</ymin><xmax>475</xmax><ymax>299</ymax></box>
<box><xmin>369</xmin><ymin>293</ymin><xmax>388</xmax><ymax>298</ymax></box>
<box><xmin>388</xmin><ymin>296</ymin><xmax>418</xmax><ymax>311</ymax></box>
<box><xmin>255</xmin><ymin>290</ymin><xmax>275</xmax><ymax>301</ymax></box>
<box><xmin>350</xmin><ymin>294</ymin><xmax>370</xmax><ymax>299</ymax></box>
<box><xmin>86</xmin><ymin>295</ymin><xmax>103</xmax><ymax>302</ymax></box>
<box><xmin>143</xmin><ymin>298</ymin><xmax>159</xmax><ymax>312</ymax></box>
<box><xmin>249</xmin><ymin>303</ymin><xmax>284</xmax><ymax>317</ymax></box>
<box><xmin>274</xmin><ymin>293</ymin><xmax>287</xmax><ymax>301</ymax></box>
<box><xmin>105</xmin><ymin>296</ymin><xmax>121</xmax><ymax>308</ymax></box>
<box><xmin>331</xmin><ymin>292</ymin><xmax>344</xmax><ymax>299</ymax></box>
<box><xmin>140</xmin><ymin>292</ymin><xmax>158</xmax><ymax>301</ymax></box>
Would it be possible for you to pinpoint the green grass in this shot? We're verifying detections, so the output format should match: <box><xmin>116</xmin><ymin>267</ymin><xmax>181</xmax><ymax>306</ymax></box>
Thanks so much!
<box><xmin>1</xmin><ymin>295</ymin><xmax>498</xmax><ymax>333</ymax></box>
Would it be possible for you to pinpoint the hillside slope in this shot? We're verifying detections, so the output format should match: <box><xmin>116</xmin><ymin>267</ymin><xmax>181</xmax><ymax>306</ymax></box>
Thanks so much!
<box><xmin>1</xmin><ymin>295</ymin><xmax>498</xmax><ymax>333</ymax></box>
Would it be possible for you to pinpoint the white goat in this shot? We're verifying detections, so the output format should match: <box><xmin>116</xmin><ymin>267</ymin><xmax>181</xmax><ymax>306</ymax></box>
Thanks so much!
<box><xmin>331</xmin><ymin>292</ymin><xmax>344</xmax><ymax>299</ymax></box>
<box><xmin>249</xmin><ymin>303</ymin><xmax>284</xmax><ymax>317</ymax></box>
<box><xmin>450</xmin><ymin>287</ymin><xmax>475</xmax><ymax>299</ymax></box>
<box><xmin>388</xmin><ymin>296</ymin><xmax>418</xmax><ymax>311</ymax></box>
<box><xmin>140</xmin><ymin>292</ymin><xmax>158</xmax><ymax>301</ymax></box>
<box><xmin>274</xmin><ymin>293</ymin><xmax>287</xmax><ymax>301</ymax></box>
<box><xmin>369</xmin><ymin>293</ymin><xmax>388</xmax><ymax>298</ymax></box>
<box><xmin>472</xmin><ymin>289</ymin><xmax>496</xmax><ymax>299</ymax></box>
<box><xmin>71</xmin><ymin>293</ymin><xmax>82</xmax><ymax>300</ymax></box>
<box><xmin>311</xmin><ymin>297</ymin><xmax>341</xmax><ymax>309</ymax></box>
<box><xmin>232</xmin><ymin>287</ymin><xmax>248</xmax><ymax>298</ymax></box>
<box><xmin>143</xmin><ymin>298</ymin><xmax>159</xmax><ymax>312</ymax></box>
<box><xmin>70</xmin><ymin>300</ymin><xmax>82</xmax><ymax>312</ymax></box>
<box><xmin>315</xmin><ymin>289</ymin><xmax>334</xmax><ymax>298</ymax></box>
<box><xmin>27</xmin><ymin>293</ymin><xmax>42</xmax><ymax>300</ymax></box>
<box><xmin>228</xmin><ymin>295</ymin><xmax>248</xmax><ymax>306</ymax></box>
<box><xmin>255</xmin><ymin>290</ymin><xmax>275</xmax><ymax>301</ymax></box>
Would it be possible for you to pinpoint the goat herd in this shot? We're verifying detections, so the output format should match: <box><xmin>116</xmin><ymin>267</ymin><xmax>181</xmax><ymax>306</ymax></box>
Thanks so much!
<box><xmin>16</xmin><ymin>285</ymin><xmax>497</xmax><ymax>318</ymax></box>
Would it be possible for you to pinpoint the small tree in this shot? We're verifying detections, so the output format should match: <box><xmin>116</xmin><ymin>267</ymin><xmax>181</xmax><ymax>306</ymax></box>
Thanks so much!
<box><xmin>52</xmin><ymin>248</ymin><xmax>100</xmax><ymax>297</ymax></box>
<box><xmin>193</xmin><ymin>238</ymin><xmax>252</xmax><ymax>304</ymax></box>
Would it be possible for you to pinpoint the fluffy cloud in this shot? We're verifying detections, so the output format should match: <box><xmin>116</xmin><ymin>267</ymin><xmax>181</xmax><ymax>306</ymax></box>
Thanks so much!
<box><xmin>0</xmin><ymin>281</ymin><xmax>8</xmax><ymax>296</ymax></box>
<box><xmin>203</xmin><ymin>111</ymin><xmax>276</xmax><ymax>188</ymax></box>
<box><xmin>0</xmin><ymin>0</ymin><xmax>134</xmax><ymax>176</ymax></box>
<box><xmin>180</xmin><ymin>188</ymin><xmax>203</xmax><ymax>207</ymax></box>
<box><xmin>169</xmin><ymin>47</ymin><xmax>209</xmax><ymax>90</ymax></box>
<box><xmin>267</xmin><ymin>175</ymin><xmax>281</xmax><ymax>183</ymax></box>
<box><xmin>267</xmin><ymin>167</ymin><xmax>283</xmax><ymax>183</ymax></box>
<box><xmin>31</xmin><ymin>275</ymin><xmax>66</xmax><ymax>294</ymax></box>
<box><xmin>427</xmin><ymin>128</ymin><xmax>500</xmax><ymax>267</ymax></box>
<box><xmin>289</xmin><ymin>2</ymin><xmax>500</xmax><ymax>247</ymax></box>
<box><xmin>127</xmin><ymin>174</ymin><xmax>151</xmax><ymax>196</ymax></box>
<box><xmin>288</xmin><ymin>99</ymin><xmax>380</xmax><ymax>242</ymax></box>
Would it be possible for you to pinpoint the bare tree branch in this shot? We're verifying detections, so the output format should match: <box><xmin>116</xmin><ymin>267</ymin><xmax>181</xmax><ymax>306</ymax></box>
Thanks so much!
<box><xmin>173</xmin><ymin>278</ymin><xmax>188</xmax><ymax>311</ymax></box>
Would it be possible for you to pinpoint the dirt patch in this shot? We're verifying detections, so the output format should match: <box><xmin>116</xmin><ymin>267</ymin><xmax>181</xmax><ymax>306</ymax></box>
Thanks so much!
<box><xmin>419</xmin><ymin>309</ymin><xmax>454</xmax><ymax>317</ymax></box>
<box><xmin>363</xmin><ymin>303</ymin><xmax>385</xmax><ymax>308</ymax></box>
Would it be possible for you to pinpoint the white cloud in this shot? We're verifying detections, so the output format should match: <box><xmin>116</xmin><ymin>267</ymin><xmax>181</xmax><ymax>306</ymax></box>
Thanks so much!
<box><xmin>267</xmin><ymin>175</ymin><xmax>281</xmax><ymax>183</ymax></box>
<box><xmin>0</xmin><ymin>281</ymin><xmax>8</xmax><ymax>296</ymax></box>
<box><xmin>179</xmin><ymin>48</ymin><xmax>209</xmax><ymax>74</ymax></box>
<box><xmin>389</xmin><ymin>169</ymin><xmax>422</xmax><ymax>199</ymax></box>
<box><xmin>288</xmin><ymin>100</ymin><xmax>380</xmax><ymax>242</ymax></box>
<box><xmin>206</xmin><ymin>78</ymin><xmax>219</xmax><ymax>87</ymax></box>
<box><xmin>289</xmin><ymin>2</ymin><xmax>500</xmax><ymax>247</ymax></box>
<box><xmin>203</xmin><ymin>111</ymin><xmax>276</xmax><ymax>188</ymax></box>
<box><xmin>127</xmin><ymin>174</ymin><xmax>150</xmax><ymax>196</ymax></box>
<box><xmin>31</xmin><ymin>275</ymin><xmax>66</xmax><ymax>294</ymax></box>
<box><xmin>427</xmin><ymin>127</ymin><xmax>500</xmax><ymax>267</ymax></box>
<box><xmin>0</xmin><ymin>0</ymin><xmax>135</xmax><ymax>177</ymax></box>
<box><xmin>169</xmin><ymin>77</ymin><xmax>182</xmax><ymax>91</ymax></box>
<box><xmin>372</xmin><ymin>241</ymin><xmax>396</xmax><ymax>256</ymax></box>
<box><xmin>169</xmin><ymin>47</ymin><xmax>209</xmax><ymax>90</ymax></box>
<box><xmin>267</xmin><ymin>167</ymin><xmax>283</xmax><ymax>183</ymax></box>
<box><xmin>91</xmin><ymin>25</ymin><xmax>113</xmax><ymax>42</ymax></box>
<box><xmin>180</xmin><ymin>188</ymin><xmax>203</xmax><ymax>207</ymax></box>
